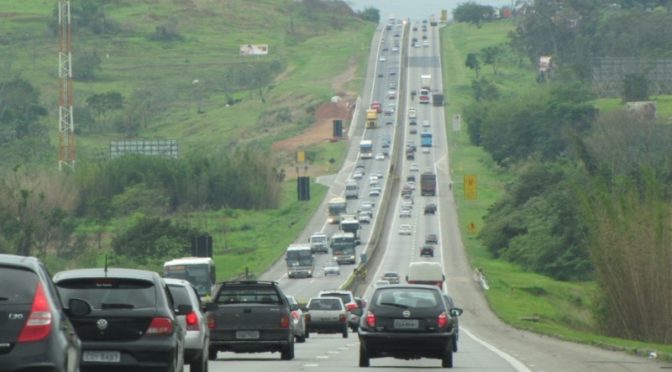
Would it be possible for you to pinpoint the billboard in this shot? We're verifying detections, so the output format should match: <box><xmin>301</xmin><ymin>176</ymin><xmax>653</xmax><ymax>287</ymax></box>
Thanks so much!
<box><xmin>109</xmin><ymin>139</ymin><xmax>179</xmax><ymax>159</ymax></box>
<box><xmin>240</xmin><ymin>44</ymin><xmax>269</xmax><ymax>56</ymax></box>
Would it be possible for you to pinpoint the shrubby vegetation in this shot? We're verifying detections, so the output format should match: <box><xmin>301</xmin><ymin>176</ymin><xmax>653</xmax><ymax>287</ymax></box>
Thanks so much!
<box><xmin>456</xmin><ymin>0</ymin><xmax>672</xmax><ymax>342</ymax></box>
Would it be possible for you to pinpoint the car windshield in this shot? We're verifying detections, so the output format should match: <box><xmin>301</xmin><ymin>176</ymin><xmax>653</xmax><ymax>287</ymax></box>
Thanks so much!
<box><xmin>215</xmin><ymin>286</ymin><xmax>281</xmax><ymax>304</ymax></box>
<box><xmin>309</xmin><ymin>298</ymin><xmax>342</xmax><ymax>310</ymax></box>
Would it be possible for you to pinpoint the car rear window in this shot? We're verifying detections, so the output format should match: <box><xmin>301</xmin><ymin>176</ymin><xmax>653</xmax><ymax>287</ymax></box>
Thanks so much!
<box><xmin>0</xmin><ymin>266</ymin><xmax>38</xmax><ymax>304</ymax></box>
<box><xmin>167</xmin><ymin>284</ymin><xmax>191</xmax><ymax>307</ymax></box>
<box><xmin>375</xmin><ymin>288</ymin><xmax>440</xmax><ymax>309</ymax></box>
<box><xmin>56</xmin><ymin>278</ymin><xmax>156</xmax><ymax>309</ymax></box>
<box><xmin>215</xmin><ymin>286</ymin><xmax>281</xmax><ymax>304</ymax></box>
<box><xmin>309</xmin><ymin>298</ymin><xmax>342</xmax><ymax>310</ymax></box>
<box><xmin>319</xmin><ymin>292</ymin><xmax>351</xmax><ymax>304</ymax></box>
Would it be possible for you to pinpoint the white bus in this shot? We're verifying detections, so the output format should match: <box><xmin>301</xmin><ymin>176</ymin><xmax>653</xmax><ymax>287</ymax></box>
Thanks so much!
<box><xmin>285</xmin><ymin>244</ymin><xmax>315</xmax><ymax>278</ymax></box>
<box><xmin>359</xmin><ymin>139</ymin><xmax>373</xmax><ymax>159</ymax></box>
<box><xmin>163</xmin><ymin>257</ymin><xmax>216</xmax><ymax>299</ymax></box>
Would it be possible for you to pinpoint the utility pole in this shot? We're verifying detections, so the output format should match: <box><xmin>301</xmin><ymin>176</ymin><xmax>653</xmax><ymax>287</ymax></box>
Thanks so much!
<box><xmin>58</xmin><ymin>0</ymin><xmax>76</xmax><ymax>171</ymax></box>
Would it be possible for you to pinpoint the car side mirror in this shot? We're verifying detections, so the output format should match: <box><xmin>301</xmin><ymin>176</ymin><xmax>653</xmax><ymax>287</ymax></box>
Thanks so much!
<box><xmin>204</xmin><ymin>302</ymin><xmax>219</xmax><ymax>312</ymax></box>
<box><xmin>175</xmin><ymin>304</ymin><xmax>193</xmax><ymax>315</ymax></box>
<box><xmin>68</xmin><ymin>298</ymin><xmax>91</xmax><ymax>316</ymax></box>
<box><xmin>450</xmin><ymin>308</ymin><xmax>463</xmax><ymax>317</ymax></box>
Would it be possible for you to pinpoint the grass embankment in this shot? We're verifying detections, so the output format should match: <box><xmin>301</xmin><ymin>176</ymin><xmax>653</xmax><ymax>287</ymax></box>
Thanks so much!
<box><xmin>441</xmin><ymin>20</ymin><xmax>672</xmax><ymax>357</ymax></box>
<box><xmin>0</xmin><ymin>1</ymin><xmax>373</xmax><ymax>278</ymax></box>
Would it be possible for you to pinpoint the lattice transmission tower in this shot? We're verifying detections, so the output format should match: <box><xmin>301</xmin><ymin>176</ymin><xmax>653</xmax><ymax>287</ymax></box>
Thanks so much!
<box><xmin>58</xmin><ymin>0</ymin><xmax>76</xmax><ymax>171</ymax></box>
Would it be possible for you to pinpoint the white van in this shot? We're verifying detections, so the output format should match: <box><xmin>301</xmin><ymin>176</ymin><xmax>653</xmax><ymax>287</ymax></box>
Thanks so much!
<box><xmin>406</xmin><ymin>262</ymin><xmax>444</xmax><ymax>289</ymax></box>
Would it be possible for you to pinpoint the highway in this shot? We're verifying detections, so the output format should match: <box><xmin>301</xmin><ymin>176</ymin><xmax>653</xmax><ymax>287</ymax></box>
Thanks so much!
<box><xmin>202</xmin><ymin>19</ymin><xmax>667</xmax><ymax>372</ymax></box>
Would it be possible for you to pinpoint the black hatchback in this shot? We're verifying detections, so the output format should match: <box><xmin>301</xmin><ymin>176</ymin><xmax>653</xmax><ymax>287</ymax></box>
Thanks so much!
<box><xmin>54</xmin><ymin>268</ymin><xmax>190</xmax><ymax>372</ymax></box>
<box><xmin>0</xmin><ymin>254</ymin><xmax>81</xmax><ymax>372</ymax></box>
<box><xmin>358</xmin><ymin>284</ymin><xmax>462</xmax><ymax>368</ymax></box>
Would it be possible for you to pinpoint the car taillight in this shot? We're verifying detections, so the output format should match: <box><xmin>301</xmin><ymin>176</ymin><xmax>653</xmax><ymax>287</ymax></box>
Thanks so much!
<box><xmin>437</xmin><ymin>312</ymin><xmax>448</xmax><ymax>328</ymax></box>
<box><xmin>366</xmin><ymin>311</ymin><xmax>376</xmax><ymax>327</ymax></box>
<box><xmin>304</xmin><ymin>313</ymin><xmax>311</xmax><ymax>322</ymax></box>
<box><xmin>185</xmin><ymin>311</ymin><xmax>199</xmax><ymax>331</ymax></box>
<box><xmin>18</xmin><ymin>283</ymin><xmax>52</xmax><ymax>343</ymax></box>
<box><xmin>280</xmin><ymin>315</ymin><xmax>290</xmax><ymax>328</ymax></box>
<box><xmin>339</xmin><ymin>314</ymin><xmax>347</xmax><ymax>323</ymax></box>
<box><xmin>146</xmin><ymin>317</ymin><xmax>174</xmax><ymax>336</ymax></box>
<box><xmin>346</xmin><ymin>303</ymin><xmax>358</xmax><ymax>312</ymax></box>
<box><xmin>207</xmin><ymin>314</ymin><xmax>216</xmax><ymax>330</ymax></box>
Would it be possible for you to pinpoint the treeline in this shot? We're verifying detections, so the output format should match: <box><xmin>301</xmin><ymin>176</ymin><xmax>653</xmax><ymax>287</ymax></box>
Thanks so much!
<box><xmin>455</xmin><ymin>0</ymin><xmax>672</xmax><ymax>342</ymax></box>
<box><xmin>0</xmin><ymin>150</ymin><xmax>282</xmax><ymax>261</ymax></box>
<box><xmin>76</xmin><ymin>150</ymin><xmax>283</xmax><ymax>217</ymax></box>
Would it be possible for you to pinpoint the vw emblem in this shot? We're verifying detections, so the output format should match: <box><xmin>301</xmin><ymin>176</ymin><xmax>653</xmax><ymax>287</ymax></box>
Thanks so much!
<box><xmin>402</xmin><ymin>310</ymin><xmax>411</xmax><ymax>318</ymax></box>
<box><xmin>96</xmin><ymin>319</ymin><xmax>109</xmax><ymax>330</ymax></box>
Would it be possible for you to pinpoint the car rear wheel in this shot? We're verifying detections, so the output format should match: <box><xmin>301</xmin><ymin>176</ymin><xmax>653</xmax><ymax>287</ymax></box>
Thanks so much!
<box><xmin>442</xmin><ymin>340</ymin><xmax>454</xmax><ymax>368</ymax></box>
<box><xmin>281</xmin><ymin>341</ymin><xmax>295</xmax><ymax>360</ymax></box>
<box><xmin>296</xmin><ymin>333</ymin><xmax>306</xmax><ymax>343</ymax></box>
<box><xmin>359</xmin><ymin>343</ymin><xmax>370</xmax><ymax>367</ymax></box>
<box><xmin>190</xmin><ymin>348</ymin><xmax>208</xmax><ymax>372</ymax></box>
<box><xmin>208</xmin><ymin>347</ymin><xmax>218</xmax><ymax>361</ymax></box>
<box><xmin>342</xmin><ymin>325</ymin><xmax>349</xmax><ymax>338</ymax></box>
<box><xmin>305</xmin><ymin>328</ymin><xmax>310</xmax><ymax>338</ymax></box>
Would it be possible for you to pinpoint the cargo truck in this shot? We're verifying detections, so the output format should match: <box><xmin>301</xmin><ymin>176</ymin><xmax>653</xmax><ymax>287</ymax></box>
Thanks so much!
<box><xmin>432</xmin><ymin>93</ymin><xmax>444</xmax><ymax>107</ymax></box>
<box><xmin>371</xmin><ymin>101</ymin><xmax>382</xmax><ymax>113</ymax></box>
<box><xmin>366</xmin><ymin>109</ymin><xmax>378</xmax><ymax>129</ymax></box>
<box><xmin>420</xmin><ymin>172</ymin><xmax>437</xmax><ymax>196</ymax></box>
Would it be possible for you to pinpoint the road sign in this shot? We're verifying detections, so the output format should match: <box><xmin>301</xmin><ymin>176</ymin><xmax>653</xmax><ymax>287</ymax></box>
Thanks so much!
<box><xmin>296</xmin><ymin>150</ymin><xmax>305</xmax><ymax>163</ymax></box>
<box><xmin>464</xmin><ymin>175</ymin><xmax>477</xmax><ymax>200</ymax></box>
<box><xmin>467</xmin><ymin>221</ymin><xmax>477</xmax><ymax>234</ymax></box>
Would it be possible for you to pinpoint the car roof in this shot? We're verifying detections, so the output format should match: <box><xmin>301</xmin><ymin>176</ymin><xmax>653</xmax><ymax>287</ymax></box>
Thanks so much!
<box><xmin>163</xmin><ymin>277</ymin><xmax>194</xmax><ymax>287</ymax></box>
<box><xmin>0</xmin><ymin>254</ymin><xmax>42</xmax><ymax>270</ymax></box>
<box><xmin>54</xmin><ymin>267</ymin><xmax>159</xmax><ymax>282</ymax></box>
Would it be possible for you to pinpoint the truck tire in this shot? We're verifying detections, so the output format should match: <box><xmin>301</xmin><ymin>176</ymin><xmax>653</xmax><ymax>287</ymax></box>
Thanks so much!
<box><xmin>281</xmin><ymin>342</ymin><xmax>295</xmax><ymax>360</ymax></box>
<box><xmin>359</xmin><ymin>343</ymin><xmax>370</xmax><ymax>367</ymax></box>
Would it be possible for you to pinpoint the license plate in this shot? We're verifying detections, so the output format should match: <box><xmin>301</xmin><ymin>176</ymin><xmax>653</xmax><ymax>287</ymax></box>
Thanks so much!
<box><xmin>236</xmin><ymin>330</ymin><xmax>260</xmax><ymax>339</ymax></box>
<box><xmin>83</xmin><ymin>351</ymin><xmax>121</xmax><ymax>363</ymax></box>
<box><xmin>393</xmin><ymin>319</ymin><xmax>419</xmax><ymax>329</ymax></box>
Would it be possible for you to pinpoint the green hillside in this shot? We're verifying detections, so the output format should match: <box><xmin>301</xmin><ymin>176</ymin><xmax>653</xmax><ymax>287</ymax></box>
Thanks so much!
<box><xmin>0</xmin><ymin>0</ymin><xmax>374</xmax><ymax>162</ymax></box>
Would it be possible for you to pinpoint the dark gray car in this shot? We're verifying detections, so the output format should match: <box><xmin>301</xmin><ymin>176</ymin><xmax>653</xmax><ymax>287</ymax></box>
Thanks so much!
<box><xmin>0</xmin><ymin>254</ymin><xmax>81</xmax><ymax>372</ymax></box>
<box><xmin>54</xmin><ymin>268</ymin><xmax>189</xmax><ymax>372</ymax></box>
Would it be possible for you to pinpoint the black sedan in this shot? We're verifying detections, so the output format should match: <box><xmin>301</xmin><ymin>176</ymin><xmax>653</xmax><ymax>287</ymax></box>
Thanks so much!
<box><xmin>358</xmin><ymin>284</ymin><xmax>462</xmax><ymax>368</ymax></box>
<box><xmin>420</xmin><ymin>245</ymin><xmax>435</xmax><ymax>257</ymax></box>
<box><xmin>54</xmin><ymin>268</ymin><xmax>190</xmax><ymax>372</ymax></box>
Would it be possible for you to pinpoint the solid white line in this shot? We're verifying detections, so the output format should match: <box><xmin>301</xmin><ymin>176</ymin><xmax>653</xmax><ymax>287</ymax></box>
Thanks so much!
<box><xmin>461</xmin><ymin>327</ymin><xmax>533</xmax><ymax>372</ymax></box>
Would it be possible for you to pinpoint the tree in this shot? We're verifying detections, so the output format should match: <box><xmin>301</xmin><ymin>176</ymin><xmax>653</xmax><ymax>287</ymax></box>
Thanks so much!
<box><xmin>358</xmin><ymin>7</ymin><xmax>380</xmax><ymax>23</ymax></box>
<box><xmin>0</xmin><ymin>78</ymin><xmax>48</xmax><ymax>143</ymax></box>
<box><xmin>481</xmin><ymin>46</ymin><xmax>503</xmax><ymax>75</ymax></box>
<box><xmin>471</xmin><ymin>77</ymin><xmax>500</xmax><ymax>101</ymax></box>
<box><xmin>453</xmin><ymin>2</ymin><xmax>494</xmax><ymax>28</ymax></box>
<box><xmin>74</xmin><ymin>50</ymin><xmax>102</xmax><ymax>81</ymax></box>
<box><xmin>86</xmin><ymin>91</ymin><xmax>124</xmax><ymax>127</ymax></box>
<box><xmin>111</xmin><ymin>217</ymin><xmax>195</xmax><ymax>266</ymax></box>
<box><xmin>465</xmin><ymin>53</ymin><xmax>481</xmax><ymax>78</ymax></box>
<box><xmin>621</xmin><ymin>73</ymin><xmax>649</xmax><ymax>102</ymax></box>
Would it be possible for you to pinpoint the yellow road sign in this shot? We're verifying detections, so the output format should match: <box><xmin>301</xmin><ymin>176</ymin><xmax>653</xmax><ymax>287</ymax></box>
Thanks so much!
<box><xmin>297</xmin><ymin>150</ymin><xmax>305</xmax><ymax>163</ymax></box>
<box><xmin>467</xmin><ymin>221</ymin><xmax>477</xmax><ymax>234</ymax></box>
